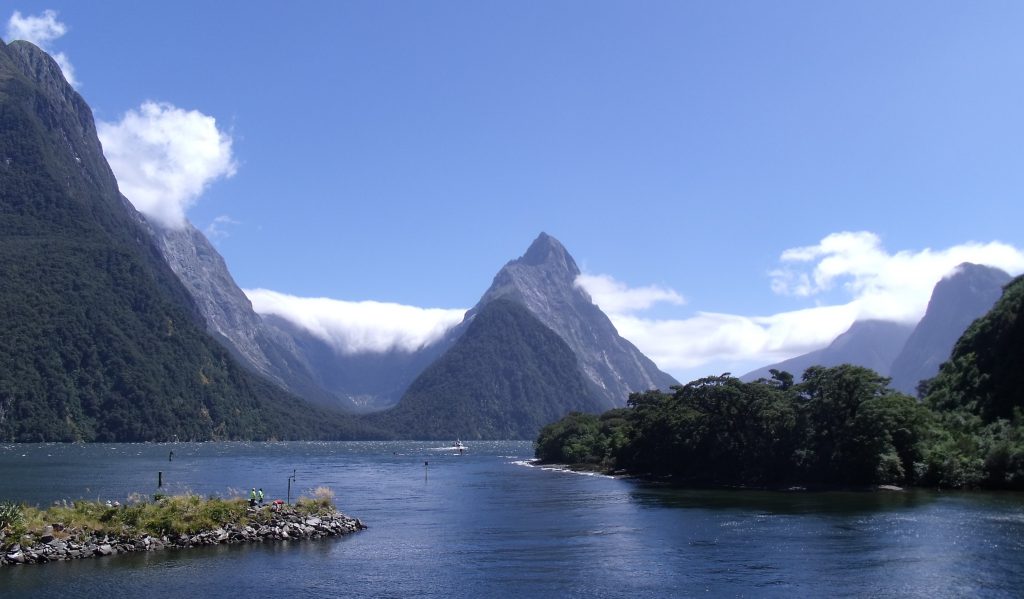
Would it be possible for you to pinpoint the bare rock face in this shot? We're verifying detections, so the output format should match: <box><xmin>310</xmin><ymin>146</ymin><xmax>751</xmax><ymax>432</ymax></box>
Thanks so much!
<box><xmin>149</xmin><ymin>223</ymin><xmax>271</xmax><ymax>372</ymax></box>
<box><xmin>146</xmin><ymin>220</ymin><xmax>443</xmax><ymax>413</ymax></box>
<box><xmin>464</xmin><ymin>233</ymin><xmax>677</xmax><ymax>409</ymax></box>
<box><xmin>145</xmin><ymin>220</ymin><xmax>346</xmax><ymax>409</ymax></box>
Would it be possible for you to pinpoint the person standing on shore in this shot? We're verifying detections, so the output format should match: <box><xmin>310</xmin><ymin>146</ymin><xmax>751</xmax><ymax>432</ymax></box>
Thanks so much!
<box><xmin>249</xmin><ymin>487</ymin><xmax>257</xmax><ymax>506</ymax></box>
<box><xmin>257</xmin><ymin>488</ymin><xmax>265</xmax><ymax>505</ymax></box>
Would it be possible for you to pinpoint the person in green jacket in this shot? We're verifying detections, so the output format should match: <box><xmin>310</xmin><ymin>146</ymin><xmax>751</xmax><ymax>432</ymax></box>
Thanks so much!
<box><xmin>249</xmin><ymin>487</ymin><xmax>257</xmax><ymax>506</ymax></box>
<box><xmin>257</xmin><ymin>488</ymin><xmax>265</xmax><ymax>505</ymax></box>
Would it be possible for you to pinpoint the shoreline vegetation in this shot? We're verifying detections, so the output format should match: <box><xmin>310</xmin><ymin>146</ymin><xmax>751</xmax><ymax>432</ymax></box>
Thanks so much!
<box><xmin>535</xmin><ymin>363</ymin><xmax>1024</xmax><ymax>491</ymax></box>
<box><xmin>0</xmin><ymin>488</ymin><xmax>365</xmax><ymax>567</ymax></box>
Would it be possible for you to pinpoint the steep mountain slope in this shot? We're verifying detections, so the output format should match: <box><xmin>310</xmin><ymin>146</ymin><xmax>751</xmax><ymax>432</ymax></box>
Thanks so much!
<box><xmin>925</xmin><ymin>274</ymin><xmax>1024</xmax><ymax>421</ymax></box>
<box><xmin>463</xmin><ymin>233</ymin><xmax>677</xmax><ymax>409</ymax></box>
<box><xmin>741</xmin><ymin>320</ymin><xmax>914</xmax><ymax>383</ymax></box>
<box><xmin>889</xmin><ymin>263</ymin><xmax>1011</xmax><ymax>395</ymax></box>
<box><xmin>150</xmin><ymin>220</ymin><xmax>455</xmax><ymax>412</ymax></box>
<box><xmin>0</xmin><ymin>39</ymin><xmax>373</xmax><ymax>441</ymax></box>
<box><xmin>259</xmin><ymin>313</ymin><xmax>451</xmax><ymax>412</ymax></box>
<box><xmin>373</xmin><ymin>299</ymin><xmax>599</xmax><ymax>439</ymax></box>
<box><xmin>146</xmin><ymin>221</ymin><xmax>341</xmax><ymax>406</ymax></box>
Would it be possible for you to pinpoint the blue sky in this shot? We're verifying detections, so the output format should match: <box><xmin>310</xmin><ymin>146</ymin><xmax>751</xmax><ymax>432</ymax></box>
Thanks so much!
<box><xmin>6</xmin><ymin>2</ymin><xmax>1024</xmax><ymax>383</ymax></box>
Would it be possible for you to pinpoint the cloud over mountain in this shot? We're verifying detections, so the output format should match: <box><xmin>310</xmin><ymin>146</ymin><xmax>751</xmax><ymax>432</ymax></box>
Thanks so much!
<box><xmin>245</xmin><ymin>288</ymin><xmax>465</xmax><ymax>354</ymax></box>
<box><xmin>769</xmin><ymin>231</ymin><xmax>1024</xmax><ymax>322</ymax></box>
<box><xmin>578</xmin><ymin>232</ymin><xmax>1024</xmax><ymax>383</ymax></box>
<box><xmin>575</xmin><ymin>273</ymin><xmax>684</xmax><ymax>314</ymax></box>
<box><xmin>98</xmin><ymin>102</ymin><xmax>237</xmax><ymax>229</ymax></box>
<box><xmin>5</xmin><ymin>9</ymin><xmax>77</xmax><ymax>87</ymax></box>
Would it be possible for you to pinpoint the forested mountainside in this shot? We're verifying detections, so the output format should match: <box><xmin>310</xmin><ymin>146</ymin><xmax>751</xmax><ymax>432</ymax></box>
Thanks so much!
<box><xmin>0</xmin><ymin>39</ymin><xmax>380</xmax><ymax>441</ymax></box>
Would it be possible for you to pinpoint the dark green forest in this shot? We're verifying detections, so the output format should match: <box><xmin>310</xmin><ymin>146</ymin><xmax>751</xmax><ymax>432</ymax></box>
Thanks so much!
<box><xmin>370</xmin><ymin>299</ymin><xmax>600</xmax><ymax>439</ymax></box>
<box><xmin>536</xmin><ymin>276</ymin><xmax>1024</xmax><ymax>490</ymax></box>
<box><xmin>0</xmin><ymin>40</ymin><xmax>383</xmax><ymax>442</ymax></box>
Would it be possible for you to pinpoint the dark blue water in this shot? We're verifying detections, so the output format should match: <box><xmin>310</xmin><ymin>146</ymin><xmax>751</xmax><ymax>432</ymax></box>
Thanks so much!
<box><xmin>1</xmin><ymin>442</ymin><xmax>1022</xmax><ymax>598</ymax></box>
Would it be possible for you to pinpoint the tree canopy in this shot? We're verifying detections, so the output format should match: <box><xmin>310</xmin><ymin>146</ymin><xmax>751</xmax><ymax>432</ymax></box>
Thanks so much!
<box><xmin>537</xmin><ymin>362</ymin><xmax>1023</xmax><ymax>489</ymax></box>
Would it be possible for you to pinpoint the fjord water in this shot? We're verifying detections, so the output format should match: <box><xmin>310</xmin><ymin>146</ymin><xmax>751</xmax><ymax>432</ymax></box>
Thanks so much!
<box><xmin>1</xmin><ymin>442</ymin><xmax>1022</xmax><ymax>598</ymax></box>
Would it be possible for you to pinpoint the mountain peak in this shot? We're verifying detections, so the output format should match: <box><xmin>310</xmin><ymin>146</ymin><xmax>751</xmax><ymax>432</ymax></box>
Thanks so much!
<box><xmin>515</xmin><ymin>232</ymin><xmax>580</xmax><ymax>274</ymax></box>
<box><xmin>889</xmin><ymin>262</ymin><xmax>1010</xmax><ymax>395</ymax></box>
<box><xmin>943</xmin><ymin>262</ymin><xmax>1009</xmax><ymax>287</ymax></box>
<box><xmin>466</xmin><ymin>233</ymin><xmax>676</xmax><ymax>408</ymax></box>
<box><xmin>6</xmin><ymin>40</ymin><xmax>70</xmax><ymax>92</ymax></box>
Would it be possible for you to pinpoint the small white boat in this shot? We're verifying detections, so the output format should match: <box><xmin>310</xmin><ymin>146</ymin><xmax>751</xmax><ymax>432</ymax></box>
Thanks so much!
<box><xmin>454</xmin><ymin>439</ymin><xmax>466</xmax><ymax>451</ymax></box>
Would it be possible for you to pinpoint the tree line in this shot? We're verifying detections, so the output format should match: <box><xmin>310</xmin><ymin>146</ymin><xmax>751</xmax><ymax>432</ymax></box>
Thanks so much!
<box><xmin>536</xmin><ymin>276</ymin><xmax>1024</xmax><ymax>490</ymax></box>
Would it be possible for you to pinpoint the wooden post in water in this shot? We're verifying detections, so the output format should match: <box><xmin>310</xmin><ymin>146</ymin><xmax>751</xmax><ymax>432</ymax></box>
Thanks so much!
<box><xmin>424</xmin><ymin>461</ymin><xmax>429</xmax><ymax>483</ymax></box>
<box><xmin>158</xmin><ymin>471</ymin><xmax>163</xmax><ymax>488</ymax></box>
<box><xmin>287</xmin><ymin>469</ymin><xmax>297</xmax><ymax>505</ymax></box>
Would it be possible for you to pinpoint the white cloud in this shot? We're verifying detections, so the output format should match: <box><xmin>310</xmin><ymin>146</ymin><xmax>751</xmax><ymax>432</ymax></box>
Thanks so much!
<box><xmin>770</xmin><ymin>231</ymin><xmax>1024</xmax><ymax>322</ymax></box>
<box><xmin>6</xmin><ymin>9</ymin><xmax>78</xmax><ymax>87</ymax></box>
<box><xmin>245</xmin><ymin>288</ymin><xmax>466</xmax><ymax>354</ymax></box>
<box><xmin>585</xmin><ymin>233</ymin><xmax>1024</xmax><ymax>383</ymax></box>
<box><xmin>97</xmin><ymin>102</ymin><xmax>237</xmax><ymax>229</ymax></box>
<box><xmin>611</xmin><ymin>305</ymin><xmax>857</xmax><ymax>376</ymax></box>
<box><xmin>204</xmin><ymin>215</ymin><xmax>240</xmax><ymax>240</ymax></box>
<box><xmin>575</xmin><ymin>273</ymin><xmax>684</xmax><ymax>314</ymax></box>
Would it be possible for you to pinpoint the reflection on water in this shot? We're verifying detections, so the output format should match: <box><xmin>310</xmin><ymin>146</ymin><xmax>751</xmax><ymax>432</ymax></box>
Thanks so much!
<box><xmin>2</xmin><ymin>441</ymin><xmax>1023</xmax><ymax>598</ymax></box>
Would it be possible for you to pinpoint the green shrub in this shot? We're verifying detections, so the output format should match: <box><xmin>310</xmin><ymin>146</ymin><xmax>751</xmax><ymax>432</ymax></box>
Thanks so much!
<box><xmin>0</xmin><ymin>501</ymin><xmax>24</xmax><ymax>530</ymax></box>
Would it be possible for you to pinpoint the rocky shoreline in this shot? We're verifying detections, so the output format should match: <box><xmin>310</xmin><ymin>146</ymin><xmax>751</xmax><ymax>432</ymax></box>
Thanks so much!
<box><xmin>1</xmin><ymin>506</ymin><xmax>366</xmax><ymax>567</ymax></box>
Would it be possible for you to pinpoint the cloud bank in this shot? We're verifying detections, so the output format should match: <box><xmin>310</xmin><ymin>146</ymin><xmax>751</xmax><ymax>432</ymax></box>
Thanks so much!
<box><xmin>6</xmin><ymin>9</ymin><xmax>78</xmax><ymax>87</ymax></box>
<box><xmin>97</xmin><ymin>102</ymin><xmax>237</xmax><ymax>229</ymax></box>
<box><xmin>577</xmin><ymin>233</ymin><xmax>1024</xmax><ymax>381</ymax></box>
<box><xmin>246</xmin><ymin>288</ymin><xmax>466</xmax><ymax>354</ymax></box>
<box><xmin>769</xmin><ymin>231</ymin><xmax>1024</xmax><ymax>322</ymax></box>
<box><xmin>575</xmin><ymin>273</ymin><xmax>685</xmax><ymax>313</ymax></box>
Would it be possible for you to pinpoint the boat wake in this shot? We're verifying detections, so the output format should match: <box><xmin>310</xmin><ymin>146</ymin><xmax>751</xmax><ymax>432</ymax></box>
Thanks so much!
<box><xmin>510</xmin><ymin>460</ymin><xmax>615</xmax><ymax>478</ymax></box>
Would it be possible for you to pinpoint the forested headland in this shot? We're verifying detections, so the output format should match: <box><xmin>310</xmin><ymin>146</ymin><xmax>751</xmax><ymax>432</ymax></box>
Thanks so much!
<box><xmin>535</xmin><ymin>276</ymin><xmax>1024</xmax><ymax>490</ymax></box>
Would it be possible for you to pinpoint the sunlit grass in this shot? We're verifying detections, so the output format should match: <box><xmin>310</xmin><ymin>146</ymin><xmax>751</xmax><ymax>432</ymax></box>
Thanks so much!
<box><xmin>295</xmin><ymin>486</ymin><xmax>336</xmax><ymax>515</ymax></box>
<box><xmin>2</xmin><ymin>494</ymin><xmax>248</xmax><ymax>548</ymax></box>
<box><xmin>1</xmin><ymin>486</ymin><xmax>342</xmax><ymax>550</ymax></box>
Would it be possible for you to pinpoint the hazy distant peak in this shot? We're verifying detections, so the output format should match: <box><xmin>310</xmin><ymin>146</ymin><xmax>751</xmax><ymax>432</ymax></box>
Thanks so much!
<box><xmin>943</xmin><ymin>262</ymin><xmax>1010</xmax><ymax>284</ymax></box>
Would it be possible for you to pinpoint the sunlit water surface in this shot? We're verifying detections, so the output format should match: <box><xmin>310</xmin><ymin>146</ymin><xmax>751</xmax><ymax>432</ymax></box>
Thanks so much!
<box><xmin>1</xmin><ymin>441</ymin><xmax>1022</xmax><ymax>598</ymax></box>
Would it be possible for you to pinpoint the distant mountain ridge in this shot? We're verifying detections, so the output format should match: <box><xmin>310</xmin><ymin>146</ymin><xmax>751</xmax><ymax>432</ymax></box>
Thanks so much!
<box><xmin>742</xmin><ymin>320</ymin><xmax>914</xmax><ymax>382</ymax></box>
<box><xmin>147</xmin><ymin>219</ymin><xmax>448</xmax><ymax>413</ymax></box>
<box><xmin>157</xmin><ymin>225</ymin><xmax>677</xmax><ymax>433</ymax></box>
<box><xmin>742</xmin><ymin>263</ymin><xmax>1011</xmax><ymax>394</ymax></box>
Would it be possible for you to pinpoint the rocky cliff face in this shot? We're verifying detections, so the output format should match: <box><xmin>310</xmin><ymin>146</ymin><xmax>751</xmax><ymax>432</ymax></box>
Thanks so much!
<box><xmin>464</xmin><ymin>233</ymin><xmax>677</xmax><ymax>408</ymax></box>
<box><xmin>145</xmin><ymin>222</ymin><xmax>345</xmax><ymax>408</ymax></box>
<box><xmin>889</xmin><ymin>263</ymin><xmax>1011</xmax><ymax>395</ymax></box>
<box><xmin>742</xmin><ymin>320</ymin><xmax>914</xmax><ymax>382</ymax></box>
<box><xmin>146</xmin><ymin>220</ymin><xmax>450</xmax><ymax>413</ymax></box>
